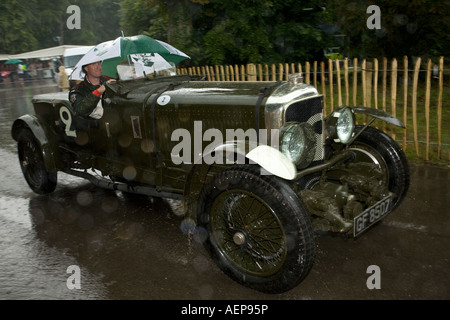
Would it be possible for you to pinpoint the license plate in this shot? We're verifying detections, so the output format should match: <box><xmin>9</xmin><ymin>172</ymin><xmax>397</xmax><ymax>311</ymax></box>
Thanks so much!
<box><xmin>353</xmin><ymin>195</ymin><xmax>392</xmax><ymax>237</ymax></box>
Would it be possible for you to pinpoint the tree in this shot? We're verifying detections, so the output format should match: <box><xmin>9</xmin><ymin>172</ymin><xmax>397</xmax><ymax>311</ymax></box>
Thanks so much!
<box><xmin>119</xmin><ymin>0</ymin><xmax>206</xmax><ymax>64</ymax></box>
<box><xmin>119</xmin><ymin>0</ymin><xmax>167</xmax><ymax>39</ymax></box>
<box><xmin>0</xmin><ymin>0</ymin><xmax>121</xmax><ymax>54</ymax></box>
<box><xmin>198</xmin><ymin>0</ymin><xmax>330</xmax><ymax>65</ymax></box>
<box><xmin>0</xmin><ymin>0</ymin><xmax>38</xmax><ymax>53</ymax></box>
<box><xmin>334</xmin><ymin>0</ymin><xmax>450</xmax><ymax>58</ymax></box>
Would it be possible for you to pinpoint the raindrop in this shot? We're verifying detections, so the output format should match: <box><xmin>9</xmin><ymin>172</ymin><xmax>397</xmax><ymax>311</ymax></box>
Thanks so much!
<box><xmin>180</xmin><ymin>218</ymin><xmax>196</xmax><ymax>234</ymax></box>
<box><xmin>75</xmin><ymin>131</ymin><xmax>89</xmax><ymax>146</ymax></box>
<box><xmin>116</xmin><ymin>222</ymin><xmax>144</xmax><ymax>240</ymax></box>
<box><xmin>58</xmin><ymin>208</ymin><xmax>79</xmax><ymax>224</ymax></box>
<box><xmin>101</xmin><ymin>197</ymin><xmax>119</xmax><ymax>213</ymax></box>
<box><xmin>406</xmin><ymin>23</ymin><xmax>418</xmax><ymax>34</ymax></box>
<box><xmin>118</xmin><ymin>133</ymin><xmax>133</xmax><ymax>148</ymax></box>
<box><xmin>123</xmin><ymin>166</ymin><xmax>137</xmax><ymax>180</ymax></box>
<box><xmin>193</xmin><ymin>255</ymin><xmax>210</xmax><ymax>273</ymax></box>
<box><xmin>193</xmin><ymin>226</ymin><xmax>208</xmax><ymax>244</ymax></box>
<box><xmin>76</xmin><ymin>190</ymin><xmax>93</xmax><ymax>206</ymax></box>
<box><xmin>47</xmin><ymin>200</ymin><xmax>63</xmax><ymax>216</ymax></box>
<box><xmin>140</xmin><ymin>139</ymin><xmax>154</xmax><ymax>153</ymax></box>
<box><xmin>394</xmin><ymin>14</ymin><xmax>408</xmax><ymax>26</ymax></box>
<box><xmin>86</xmin><ymin>231</ymin><xmax>104</xmax><ymax>252</ymax></box>
<box><xmin>198</xmin><ymin>284</ymin><xmax>214</xmax><ymax>299</ymax></box>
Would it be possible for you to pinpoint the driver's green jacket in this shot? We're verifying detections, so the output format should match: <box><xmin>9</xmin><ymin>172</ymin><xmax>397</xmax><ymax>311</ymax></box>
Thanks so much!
<box><xmin>68</xmin><ymin>76</ymin><xmax>112</xmax><ymax>118</ymax></box>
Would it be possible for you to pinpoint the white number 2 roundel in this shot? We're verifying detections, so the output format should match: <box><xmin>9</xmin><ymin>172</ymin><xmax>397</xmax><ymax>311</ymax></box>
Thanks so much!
<box><xmin>157</xmin><ymin>95</ymin><xmax>171</xmax><ymax>106</ymax></box>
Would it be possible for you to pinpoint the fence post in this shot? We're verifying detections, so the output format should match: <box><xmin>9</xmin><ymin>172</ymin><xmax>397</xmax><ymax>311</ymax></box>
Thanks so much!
<box><xmin>278</xmin><ymin>63</ymin><xmax>284</xmax><ymax>81</ymax></box>
<box><xmin>353</xmin><ymin>58</ymin><xmax>358</xmax><ymax>106</ymax></box>
<box><xmin>247</xmin><ymin>64</ymin><xmax>257</xmax><ymax>81</ymax></box>
<box><xmin>228</xmin><ymin>65</ymin><xmax>234</xmax><ymax>81</ymax></box>
<box><xmin>336</xmin><ymin>59</ymin><xmax>342</xmax><ymax>106</ymax></box>
<box><xmin>240</xmin><ymin>65</ymin><xmax>245</xmax><ymax>81</ymax></box>
<box><xmin>313</xmin><ymin>60</ymin><xmax>318</xmax><ymax>89</ymax></box>
<box><xmin>328</xmin><ymin>59</ymin><xmax>334</xmax><ymax>111</ymax></box>
<box><xmin>366</xmin><ymin>60</ymin><xmax>373</xmax><ymax>109</ymax></box>
<box><xmin>321</xmin><ymin>61</ymin><xmax>327</xmax><ymax>115</ymax></box>
<box><xmin>344</xmin><ymin>58</ymin><xmax>349</xmax><ymax>106</ymax></box>
<box><xmin>412</xmin><ymin>57</ymin><xmax>421</xmax><ymax>156</ymax></box>
<box><xmin>425</xmin><ymin>59</ymin><xmax>432</xmax><ymax>161</ymax></box>
<box><xmin>403</xmin><ymin>56</ymin><xmax>408</xmax><ymax>150</ymax></box>
<box><xmin>210</xmin><ymin>66</ymin><xmax>216</xmax><ymax>81</ymax></box>
<box><xmin>437</xmin><ymin>56</ymin><xmax>444</xmax><ymax>159</ymax></box>
<box><xmin>391</xmin><ymin>58</ymin><xmax>397</xmax><ymax>140</ymax></box>
<box><xmin>205</xmin><ymin>65</ymin><xmax>211</xmax><ymax>81</ymax></box>
<box><xmin>382</xmin><ymin>57</ymin><xmax>388</xmax><ymax>132</ymax></box>
<box><xmin>373</xmin><ymin>58</ymin><xmax>379</xmax><ymax>128</ymax></box>
<box><xmin>305</xmin><ymin>61</ymin><xmax>310</xmax><ymax>84</ymax></box>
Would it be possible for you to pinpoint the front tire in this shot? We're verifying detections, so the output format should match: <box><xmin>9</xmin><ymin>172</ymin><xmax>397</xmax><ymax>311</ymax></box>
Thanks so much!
<box><xmin>197</xmin><ymin>165</ymin><xmax>316</xmax><ymax>293</ymax></box>
<box><xmin>17</xmin><ymin>129</ymin><xmax>57</xmax><ymax>194</ymax></box>
<box><xmin>350</xmin><ymin>125</ymin><xmax>409</xmax><ymax>209</ymax></box>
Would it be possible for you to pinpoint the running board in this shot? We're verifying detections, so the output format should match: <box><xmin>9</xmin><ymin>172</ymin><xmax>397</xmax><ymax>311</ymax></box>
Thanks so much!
<box><xmin>62</xmin><ymin>168</ymin><xmax>184</xmax><ymax>200</ymax></box>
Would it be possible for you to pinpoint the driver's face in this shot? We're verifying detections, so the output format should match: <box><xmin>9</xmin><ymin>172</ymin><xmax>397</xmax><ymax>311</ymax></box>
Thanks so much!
<box><xmin>84</xmin><ymin>61</ymin><xmax>102</xmax><ymax>77</ymax></box>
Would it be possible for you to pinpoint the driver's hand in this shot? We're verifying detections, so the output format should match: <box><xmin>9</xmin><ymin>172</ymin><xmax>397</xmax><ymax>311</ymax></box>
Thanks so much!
<box><xmin>98</xmin><ymin>79</ymin><xmax>116</xmax><ymax>93</ymax></box>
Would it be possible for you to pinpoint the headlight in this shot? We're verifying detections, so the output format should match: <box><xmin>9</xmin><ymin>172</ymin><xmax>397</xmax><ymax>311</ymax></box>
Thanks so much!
<box><xmin>328</xmin><ymin>107</ymin><xmax>355</xmax><ymax>144</ymax></box>
<box><xmin>279</xmin><ymin>122</ymin><xmax>316</xmax><ymax>169</ymax></box>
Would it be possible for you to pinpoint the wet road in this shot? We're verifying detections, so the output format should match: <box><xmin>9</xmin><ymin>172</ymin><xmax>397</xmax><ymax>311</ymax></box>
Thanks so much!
<box><xmin>0</xmin><ymin>79</ymin><xmax>449</xmax><ymax>300</ymax></box>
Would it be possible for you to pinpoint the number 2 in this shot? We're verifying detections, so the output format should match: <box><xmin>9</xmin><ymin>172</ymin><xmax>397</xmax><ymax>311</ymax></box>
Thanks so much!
<box><xmin>59</xmin><ymin>106</ymin><xmax>77</xmax><ymax>137</ymax></box>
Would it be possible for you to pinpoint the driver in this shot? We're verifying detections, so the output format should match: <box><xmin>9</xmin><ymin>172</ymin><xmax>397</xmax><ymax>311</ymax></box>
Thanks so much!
<box><xmin>69</xmin><ymin>61</ymin><xmax>116</xmax><ymax>119</ymax></box>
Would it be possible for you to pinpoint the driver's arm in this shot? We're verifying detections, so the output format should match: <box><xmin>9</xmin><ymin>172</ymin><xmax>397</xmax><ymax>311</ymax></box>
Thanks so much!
<box><xmin>69</xmin><ymin>87</ymin><xmax>101</xmax><ymax>118</ymax></box>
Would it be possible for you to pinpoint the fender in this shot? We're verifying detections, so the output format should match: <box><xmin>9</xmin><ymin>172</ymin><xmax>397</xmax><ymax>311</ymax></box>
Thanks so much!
<box><xmin>203</xmin><ymin>140</ymin><xmax>297</xmax><ymax>180</ymax></box>
<box><xmin>11</xmin><ymin>114</ymin><xmax>60</xmax><ymax>173</ymax></box>
<box><xmin>246</xmin><ymin>145</ymin><xmax>297</xmax><ymax>180</ymax></box>
<box><xmin>183</xmin><ymin>142</ymin><xmax>297</xmax><ymax>221</ymax></box>
<box><xmin>350</xmin><ymin>106</ymin><xmax>405</xmax><ymax>128</ymax></box>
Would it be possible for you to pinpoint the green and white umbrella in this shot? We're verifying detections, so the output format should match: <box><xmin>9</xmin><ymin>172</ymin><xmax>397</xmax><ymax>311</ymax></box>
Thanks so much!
<box><xmin>70</xmin><ymin>35</ymin><xmax>189</xmax><ymax>80</ymax></box>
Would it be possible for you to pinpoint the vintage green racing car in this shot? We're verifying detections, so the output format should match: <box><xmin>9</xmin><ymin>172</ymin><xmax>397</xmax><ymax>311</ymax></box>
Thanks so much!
<box><xmin>11</xmin><ymin>64</ymin><xmax>409</xmax><ymax>293</ymax></box>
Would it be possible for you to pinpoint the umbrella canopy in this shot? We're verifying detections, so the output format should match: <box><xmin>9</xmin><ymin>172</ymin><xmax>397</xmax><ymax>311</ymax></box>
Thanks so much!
<box><xmin>70</xmin><ymin>35</ymin><xmax>189</xmax><ymax>80</ymax></box>
<box><xmin>114</xmin><ymin>53</ymin><xmax>175</xmax><ymax>80</ymax></box>
<box><xmin>5</xmin><ymin>59</ymin><xmax>23</xmax><ymax>64</ymax></box>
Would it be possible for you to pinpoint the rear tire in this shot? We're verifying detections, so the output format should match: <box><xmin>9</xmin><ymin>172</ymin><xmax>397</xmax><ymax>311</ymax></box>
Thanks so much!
<box><xmin>197</xmin><ymin>165</ymin><xmax>316</xmax><ymax>293</ymax></box>
<box><xmin>17</xmin><ymin>129</ymin><xmax>57</xmax><ymax>194</ymax></box>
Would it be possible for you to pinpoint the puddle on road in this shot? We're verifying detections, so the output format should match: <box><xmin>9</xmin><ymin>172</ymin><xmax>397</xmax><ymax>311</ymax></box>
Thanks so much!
<box><xmin>0</xmin><ymin>194</ymin><xmax>108</xmax><ymax>299</ymax></box>
<box><xmin>0</xmin><ymin>146</ymin><xmax>108</xmax><ymax>299</ymax></box>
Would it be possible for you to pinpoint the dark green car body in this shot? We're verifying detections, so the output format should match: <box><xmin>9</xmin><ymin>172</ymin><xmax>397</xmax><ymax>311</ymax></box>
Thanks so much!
<box><xmin>12</xmin><ymin>73</ymin><xmax>409</xmax><ymax>293</ymax></box>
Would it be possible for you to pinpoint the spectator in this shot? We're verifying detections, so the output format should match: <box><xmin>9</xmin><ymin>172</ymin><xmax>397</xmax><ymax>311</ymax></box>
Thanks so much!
<box><xmin>58</xmin><ymin>66</ymin><xmax>70</xmax><ymax>91</ymax></box>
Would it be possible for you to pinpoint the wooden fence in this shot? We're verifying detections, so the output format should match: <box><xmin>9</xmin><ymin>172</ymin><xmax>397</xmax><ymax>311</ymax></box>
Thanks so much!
<box><xmin>179</xmin><ymin>56</ymin><xmax>448</xmax><ymax>164</ymax></box>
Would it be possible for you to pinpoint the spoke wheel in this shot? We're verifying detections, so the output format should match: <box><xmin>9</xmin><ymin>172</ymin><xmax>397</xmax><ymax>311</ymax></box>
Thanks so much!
<box><xmin>210</xmin><ymin>190</ymin><xmax>286</xmax><ymax>277</ymax></box>
<box><xmin>197</xmin><ymin>165</ymin><xmax>316</xmax><ymax>293</ymax></box>
<box><xmin>17</xmin><ymin>129</ymin><xmax>57</xmax><ymax>194</ymax></box>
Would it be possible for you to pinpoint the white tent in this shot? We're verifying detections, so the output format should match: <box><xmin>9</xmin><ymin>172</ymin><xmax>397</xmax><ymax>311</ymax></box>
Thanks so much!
<box><xmin>6</xmin><ymin>45</ymin><xmax>91</xmax><ymax>60</ymax></box>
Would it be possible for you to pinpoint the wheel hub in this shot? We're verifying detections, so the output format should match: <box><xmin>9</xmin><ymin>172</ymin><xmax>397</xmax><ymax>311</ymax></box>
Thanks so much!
<box><xmin>233</xmin><ymin>231</ymin><xmax>246</xmax><ymax>245</ymax></box>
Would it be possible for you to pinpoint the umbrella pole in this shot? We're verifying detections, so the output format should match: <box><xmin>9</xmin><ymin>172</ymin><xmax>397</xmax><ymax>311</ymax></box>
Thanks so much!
<box><xmin>120</xmin><ymin>31</ymin><xmax>132</xmax><ymax>69</ymax></box>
